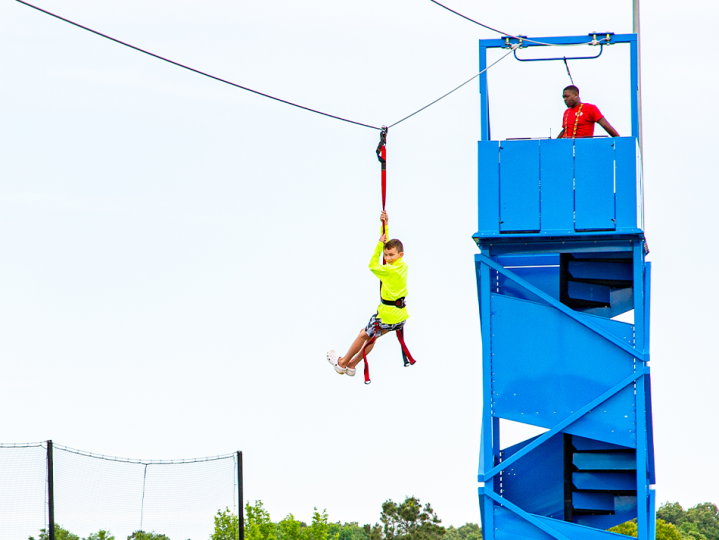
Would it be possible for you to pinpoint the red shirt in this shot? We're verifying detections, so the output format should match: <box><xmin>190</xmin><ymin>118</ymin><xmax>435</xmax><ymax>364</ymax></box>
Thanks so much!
<box><xmin>561</xmin><ymin>103</ymin><xmax>603</xmax><ymax>138</ymax></box>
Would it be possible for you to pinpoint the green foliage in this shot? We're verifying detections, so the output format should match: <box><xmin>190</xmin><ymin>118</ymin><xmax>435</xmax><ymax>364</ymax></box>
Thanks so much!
<box><xmin>212</xmin><ymin>507</ymin><xmax>240</xmax><ymax>540</ymax></box>
<box><xmin>307</xmin><ymin>509</ymin><xmax>335</xmax><ymax>540</ymax></box>
<box><xmin>327</xmin><ymin>522</ymin><xmax>369</xmax><ymax>540</ymax></box>
<box><xmin>277</xmin><ymin>513</ymin><xmax>305</xmax><ymax>540</ymax></box>
<box><xmin>29</xmin><ymin>526</ymin><xmax>116</xmax><ymax>540</ymax></box>
<box><xmin>608</xmin><ymin>521</ymin><xmax>638</xmax><ymax>537</ymax></box>
<box><xmin>380</xmin><ymin>496</ymin><xmax>445</xmax><ymax>540</ymax></box>
<box><xmin>443</xmin><ymin>523</ymin><xmax>482</xmax><ymax>540</ymax></box>
<box><xmin>86</xmin><ymin>532</ymin><xmax>115</xmax><ymax>540</ymax></box>
<box><xmin>656</xmin><ymin>520</ymin><xmax>683</xmax><ymax>540</ymax></box>
<box><xmin>659</xmin><ymin>503</ymin><xmax>688</xmax><ymax>526</ymax></box>
<box><xmin>657</xmin><ymin>502</ymin><xmax>719</xmax><ymax>540</ymax></box>
<box><xmin>29</xmin><ymin>525</ymin><xmax>80</xmax><ymax>540</ymax></box>
<box><xmin>362</xmin><ymin>523</ymin><xmax>382</xmax><ymax>540</ymax></box>
<box><xmin>246</xmin><ymin>500</ymin><xmax>278</xmax><ymax>540</ymax></box>
<box><xmin>678</xmin><ymin>521</ymin><xmax>708</xmax><ymax>540</ymax></box>
<box><xmin>126</xmin><ymin>531</ymin><xmax>170</xmax><ymax>540</ymax></box>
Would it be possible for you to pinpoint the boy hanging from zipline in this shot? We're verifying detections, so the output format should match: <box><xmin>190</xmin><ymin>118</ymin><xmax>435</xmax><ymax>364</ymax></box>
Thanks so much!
<box><xmin>327</xmin><ymin>210</ymin><xmax>414</xmax><ymax>381</ymax></box>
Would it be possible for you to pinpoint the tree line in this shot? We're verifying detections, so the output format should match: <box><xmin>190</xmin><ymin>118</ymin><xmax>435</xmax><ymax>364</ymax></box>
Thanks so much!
<box><xmin>28</xmin><ymin>498</ymin><xmax>718</xmax><ymax>540</ymax></box>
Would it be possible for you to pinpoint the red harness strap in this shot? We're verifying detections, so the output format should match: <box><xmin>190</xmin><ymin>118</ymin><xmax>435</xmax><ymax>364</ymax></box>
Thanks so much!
<box><xmin>362</xmin><ymin>127</ymin><xmax>416</xmax><ymax>385</ymax></box>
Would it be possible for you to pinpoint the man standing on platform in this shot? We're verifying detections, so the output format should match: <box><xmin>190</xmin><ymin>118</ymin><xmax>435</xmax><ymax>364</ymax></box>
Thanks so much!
<box><xmin>557</xmin><ymin>85</ymin><xmax>620</xmax><ymax>139</ymax></box>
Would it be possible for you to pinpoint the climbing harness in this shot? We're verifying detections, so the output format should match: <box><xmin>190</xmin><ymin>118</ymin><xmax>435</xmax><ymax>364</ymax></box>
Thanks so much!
<box><xmin>381</xmin><ymin>297</ymin><xmax>407</xmax><ymax>308</ymax></box>
<box><xmin>362</xmin><ymin>127</ymin><xmax>417</xmax><ymax>385</ymax></box>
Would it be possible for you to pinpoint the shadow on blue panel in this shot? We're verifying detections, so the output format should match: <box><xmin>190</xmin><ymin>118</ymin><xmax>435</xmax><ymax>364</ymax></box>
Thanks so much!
<box><xmin>500</xmin><ymin>433</ymin><xmax>564</xmax><ymax>520</ymax></box>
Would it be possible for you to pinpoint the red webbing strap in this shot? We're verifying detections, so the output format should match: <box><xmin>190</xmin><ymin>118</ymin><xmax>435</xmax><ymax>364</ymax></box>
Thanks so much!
<box><xmin>361</xmin><ymin>336</ymin><xmax>375</xmax><ymax>385</ymax></box>
<box><xmin>362</xmin><ymin>322</ymin><xmax>381</xmax><ymax>385</ymax></box>
<box><xmin>376</xmin><ymin>126</ymin><xmax>388</xmax><ymax>239</ymax></box>
<box><xmin>396</xmin><ymin>327</ymin><xmax>416</xmax><ymax>366</ymax></box>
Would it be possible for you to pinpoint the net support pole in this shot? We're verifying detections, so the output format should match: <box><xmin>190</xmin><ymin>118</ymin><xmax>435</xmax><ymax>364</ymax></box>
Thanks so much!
<box><xmin>237</xmin><ymin>451</ymin><xmax>244</xmax><ymax>540</ymax></box>
<box><xmin>47</xmin><ymin>440</ymin><xmax>55</xmax><ymax>540</ymax></box>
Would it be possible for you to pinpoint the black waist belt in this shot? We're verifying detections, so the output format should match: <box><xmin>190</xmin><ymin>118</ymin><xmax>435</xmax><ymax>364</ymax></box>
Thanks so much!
<box><xmin>381</xmin><ymin>297</ymin><xmax>406</xmax><ymax>309</ymax></box>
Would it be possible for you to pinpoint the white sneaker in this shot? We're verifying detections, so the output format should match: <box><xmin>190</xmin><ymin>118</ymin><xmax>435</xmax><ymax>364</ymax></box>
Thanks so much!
<box><xmin>334</xmin><ymin>364</ymin><xmax>347</xmax><ymax>375</ymax></box>
<box><xmin>345</xmin><ymin>367</ymin><xmax>356</xmax><ymax>377</ymax></box>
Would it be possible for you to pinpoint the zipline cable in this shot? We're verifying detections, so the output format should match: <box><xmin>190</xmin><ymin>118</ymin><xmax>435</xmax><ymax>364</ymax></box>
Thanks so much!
<box><xmin>15</xmin><ymin>0</ymin><xmax>381</xmax><ymax>131</ymax></box>
<box><xmin>16</xmin><ymin>0</ymin><xmax>513</xmax><ymax>131</ymax></box>
<box><xmin>389</xmin><ymin>49</ymin><xmax>513</xmax><ymax>128</ymax></box>
<box><xmin>429</xmin><ymin>0</ymin><xmax>601</xmax><ymax>47</ymax></box>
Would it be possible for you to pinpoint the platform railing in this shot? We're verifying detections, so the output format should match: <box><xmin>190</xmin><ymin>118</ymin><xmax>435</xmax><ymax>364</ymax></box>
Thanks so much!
<box><xmin>476</xmin><ymin>136</ymin><xmax>643</xmax><ymax>238</ymax></box>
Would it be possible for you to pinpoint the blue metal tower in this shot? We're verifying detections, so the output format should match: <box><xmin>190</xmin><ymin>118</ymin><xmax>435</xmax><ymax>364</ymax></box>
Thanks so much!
<box><xmin>475</xmin><ymin>34</ymin><xmax>655</xmax><ymax>540</ymax></box>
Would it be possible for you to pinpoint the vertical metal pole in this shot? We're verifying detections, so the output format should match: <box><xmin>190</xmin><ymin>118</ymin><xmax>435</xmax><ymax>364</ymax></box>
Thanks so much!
<box><xmin>633</xmin><ymin>0</ymin><xmax>644</xmax><ymax>154</ymax></box>
<box><xmin>479</xmin><ymin>262</ymin><xmax>495</xmax><ymax>539</ymax></box>
<box><xmin>479</xmin><ymin>44</ymin><xmax>490</xmax><ymax>142</ymax></box>
<box><xmin>237</xmin><ymin>451</ymin><xmax>244</xmax><ymax>540</ymax></box>
<box><xmin>46</xmin><ymin>440</ymin><xmax>55</xmax><ymax>540</ymax></box>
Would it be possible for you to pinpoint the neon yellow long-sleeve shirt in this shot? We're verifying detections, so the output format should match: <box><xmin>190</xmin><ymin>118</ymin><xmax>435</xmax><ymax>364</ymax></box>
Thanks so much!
<box><xmin>369</xmin><ymin>230</ymin><xmax>409</xmax><ymax>325</ymax></box>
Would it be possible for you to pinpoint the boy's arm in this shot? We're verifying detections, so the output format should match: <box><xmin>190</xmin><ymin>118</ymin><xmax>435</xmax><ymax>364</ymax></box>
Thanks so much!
<box><xmin>370</xmin><ymin>210</ymin><xmax>390</xmax><ymax>278</ymax></box>
<box><xmin>369</xmin><ymin>240</ymin><xmax>388</xmax><ymax>278</ymax></box>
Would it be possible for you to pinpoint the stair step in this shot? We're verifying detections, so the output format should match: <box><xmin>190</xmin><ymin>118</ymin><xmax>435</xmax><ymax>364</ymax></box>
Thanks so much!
<box><xmin>568</xmin><ymin>261</ymin><xmax>633</xmax><ymax>282</ymax></box>
<box><xmin>568</xmin><ymin>281</ymin><xmax>611</xmax><ymax>304</ymax></box>
<box><xmin>573</xmin><ymin>452</ymin><xmax>636</xmax><ymax>471</ymax></box>
<box><xmin>573</xmin><ymin>492</ymin><xmax>615</xmax><ymax>511</ymax></box>
<box><xmin>571</xmin><ymin>436</ymin><xmax>632</xmax><ymax>452</ymax></box>
<box><xmin>573</xmin><ymin>472</ymin><xmax>637</xmax><ymax>492</ymax></box>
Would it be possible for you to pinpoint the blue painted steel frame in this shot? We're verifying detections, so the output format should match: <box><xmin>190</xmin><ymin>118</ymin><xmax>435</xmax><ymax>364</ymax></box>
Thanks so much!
<box><xmin>475</xmin><ymin>32</ymin><xmax>653</xmax><ymax>540</ymax></box>
<box><xmin>479</xmin><ymin>34</ymin><xmax>639</xmax><ymax>142</ymax></box>
<box><xmin>475</xmin><ymin>249</ymin><xmax>654</xmax><ymax>539</ymax></box>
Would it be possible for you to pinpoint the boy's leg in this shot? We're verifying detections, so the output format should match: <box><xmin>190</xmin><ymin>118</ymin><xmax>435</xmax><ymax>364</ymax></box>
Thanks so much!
<box><xmin>338</xmin><ymin>329</ymin><xmax>370</xmax><ymax>369</ymax></box>
<box><xmin>347</xmin><ymin>329</ymin><xmax>389</xmax><ymax>369</ymax></box>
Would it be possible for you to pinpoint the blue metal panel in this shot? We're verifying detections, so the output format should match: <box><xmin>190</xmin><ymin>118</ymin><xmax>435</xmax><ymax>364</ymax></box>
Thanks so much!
<box><xmin>571</xmin><ymin>435</ymin><xmax>632</xmax><ymax>451</ymax></box>
<box><xmin>572</xmin><ymin>472</ymin><xmax>636</xmax><ymax>491</ymax></box>
<box><xmin>494</xmin><ymin>508</ymin><xmax>557</xmax><ymax>540</ymax></box>
<box><xmin>500</xmin><ymin>434</ymin><xmax>564</xmax><ymax>520</ymax></box>
<box><xmin>499</xmin><ymin>266</ymin><xmax>560</xmax><ymax>303</ymax></box>
<box><xmin>499</xmin><ymin>141</ymin><xmax>540</xmax><ymax>232</ymax></box>
<box><xmin>614</xmin><ymin>137</ymin><xmax>639</xmax><ymax>232</ymax></box>
<box><xmin>497</xmin><ymin>254</ymin><xmax>560</xmax><ymax>267</ymax></box>
<box><xmin>575</xmin><ymin>139</ymin><xmax>616</xmax><ymax>231</ymax></box>
<box><xmin>575</xmin><ymin>496</ymin><xmax>638</xmax><ymax>530</ymax></box>
<box><xmin>496</xmin><ymin>507</ymin><xmax>639</xmax><ymax>540</ymax></box>
<box><xmin>573</xmin><ymin>453</ymin><xmax>636</xmax><ymax>471</ymax></box>
<box><xmin>568</xmin><ymin>261</ymin><xmax>632</xmax><ymax>281</ymax></box>
<box><xmin>567</xmin><ymin>281</ymin><xmax>611</xmax><ymax>304</ymax></box>
<box><xmin>478</xmin><ymin>141</ymin><xmax>500</xmax><ymax>235</ymax></box>
<box><xmin>566</xmin><ymin>385</ymin><xmax>636</xmax><ymax>448</ymax></box>
<box><xmin>490</xmin><ymin>294</ymin><xmax>635</xmax><ymax>430</ymax></box>
<box><xmin>539</xmin><ymin>139</ymin><xmax>575</xmax><ymax>233</ymax></box>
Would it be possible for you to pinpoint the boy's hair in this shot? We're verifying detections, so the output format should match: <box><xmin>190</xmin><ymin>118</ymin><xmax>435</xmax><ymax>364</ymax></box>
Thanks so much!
<box><xmin>384</xmin><ymin>239</ymin><xmax>404</xmax><ymax>253</ymax></box>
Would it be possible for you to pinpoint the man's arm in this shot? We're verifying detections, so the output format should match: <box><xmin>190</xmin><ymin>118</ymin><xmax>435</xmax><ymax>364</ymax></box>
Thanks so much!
<box><xmin>556</xmin><ymin>128</ymin><xmax>566</xmax><ymax>139</ymax></box>
<box><xmin>598</xmin><ymin>117</ymin><xmax>619</xmax><ymax>137</ymax></box>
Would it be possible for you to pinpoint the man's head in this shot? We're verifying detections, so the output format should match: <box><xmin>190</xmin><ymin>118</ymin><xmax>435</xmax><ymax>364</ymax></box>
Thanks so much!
<box><xmin>562</xmin><ymin>85</ymin><xmax>581</xmax><ymax>108</ymax></box>
<box><xmin>384</xmin><ymin>239</ymin><xmax>404</xmax><ymax>264</ymax></box>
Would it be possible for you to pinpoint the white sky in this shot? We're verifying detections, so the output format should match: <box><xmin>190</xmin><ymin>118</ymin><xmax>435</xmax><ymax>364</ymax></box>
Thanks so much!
<box><xmin>1</xmin><ymin>0</ymin><xmax>717</xmax><ymax>532</ymax></box>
